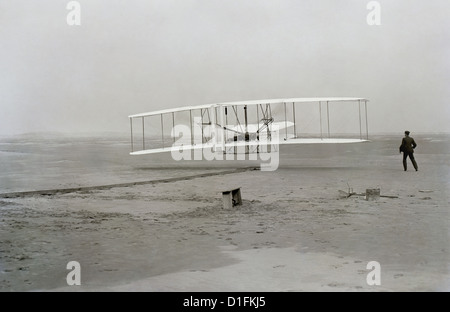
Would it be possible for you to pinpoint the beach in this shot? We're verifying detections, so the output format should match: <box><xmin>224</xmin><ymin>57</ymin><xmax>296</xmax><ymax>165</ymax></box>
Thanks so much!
<box><xmin>0</xmin><ymin>133</ymin><xmax>449</xmax><ymax>292</ymax></box>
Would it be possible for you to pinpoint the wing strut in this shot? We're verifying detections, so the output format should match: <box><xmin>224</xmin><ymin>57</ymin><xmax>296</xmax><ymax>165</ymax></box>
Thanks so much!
<box><xmin>232</xmin><ymin>105</ymin><xmax>244</xmax><ymax>134</ymax></box>
<box><xmin>359</xmin><ymin>100</ymin><xmax>362</xmax><ymax>140</ymax></box>
<box><xmin>284</xmin><ymin>102</ymin><xmax>288</xmax><ymax>140</ymax></box>
<box><xmin>130</xmin><ymin>117</ymin><xmax>134</xmax><ymax>152</ymax></box>
<box><xmin>292</xmin><ymin>102</ymin><xmax>296</xmax><ymax>138</ymax></box>
<box><xmin>161</xmin><ymin>114</ymin><xmax>164</xmax><ymax>148</ymax></box>
<box><xmin>365</xmin><ymin>100</ymin><xmax>369</xmax><ymax>140</ymax></box>
<box><xmin>172</xmin><ymin>112</ymin><xmax>175</xmax><ymax>143</ymax></box>
<box><xmin>319</xmin><ymin>101</ymin><xmax>323</xmax><ymax>140</ymax></box>
<box><xmin>327</xmin><ymin>101</ymin><xmax>330</xmax><ymax>138</ymax></box>
<box><xmin>142</xmin><ymin>116</ymin><xmax>145</xmax><ymax>149</ymax></box>
<box><xmin>244</xmin><ymin>105</ymin><xmax>249</xmax><ymax>141</ymax></box>
<box><xmin>201</xmin><ymin>109</ymin><xmax>204</xmax><ymax>143</ymax></box>
<box><xmin>189</xmin><ymin>110</ymin><xmax>193</xmax><ymax>145</ymax></box>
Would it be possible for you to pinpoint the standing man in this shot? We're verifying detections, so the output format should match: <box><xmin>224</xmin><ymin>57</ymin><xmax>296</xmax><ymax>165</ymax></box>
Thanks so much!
<box><xmin>399</xmin><ymin>131</ymin><xmax>418</xmax><ymax>171</ymax></box>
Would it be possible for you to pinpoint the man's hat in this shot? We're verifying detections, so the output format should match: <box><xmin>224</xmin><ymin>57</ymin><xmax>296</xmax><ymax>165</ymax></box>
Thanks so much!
<box><xmin>405</xmin><ymin>131</ymin><xmax>410</xmax><ymax>135</ymax></box>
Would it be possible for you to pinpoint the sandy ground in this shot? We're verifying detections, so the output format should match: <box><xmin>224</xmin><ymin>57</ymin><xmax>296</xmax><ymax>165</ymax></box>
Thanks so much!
<box><xmin>0</xmin><ymin>147</ymin><xmax>449</xmax><ymax>292</ymax></box>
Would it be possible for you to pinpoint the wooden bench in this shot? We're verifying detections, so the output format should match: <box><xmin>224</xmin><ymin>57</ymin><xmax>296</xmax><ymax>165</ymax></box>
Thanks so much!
<box><xmin>222</xmin><ymin>187</ymin><xmax>242</xmax><ymax>209</ymax></box>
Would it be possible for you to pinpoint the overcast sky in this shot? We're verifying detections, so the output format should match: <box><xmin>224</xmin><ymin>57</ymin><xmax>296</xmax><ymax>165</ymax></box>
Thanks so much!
<box><xmin>1</xmin><ymin>0</ymin><xmax>449</xmax><ymax>136</ymax></box>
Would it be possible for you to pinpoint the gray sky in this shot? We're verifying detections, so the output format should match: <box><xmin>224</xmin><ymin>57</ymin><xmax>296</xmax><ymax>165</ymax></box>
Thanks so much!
<box><xmin>1</xmin><ymin>0</ymin><xmax>449</xmax><ymax>136</ymax></box>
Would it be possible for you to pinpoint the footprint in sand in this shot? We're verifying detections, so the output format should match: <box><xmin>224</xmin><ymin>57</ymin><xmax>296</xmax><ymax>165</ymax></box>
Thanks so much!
<box><xmin>327</xmin><ymin>282</ymin><xmax>345</xmax><ymax>287</ymax></box>
<box><xmin>273</xmin><ymin>265</ymin><xmax>285</xmax><ymax>269</ymax></box>
<box><xmin>100</xmin><ymin>268</ymin><xmax>118</xmax><ymax>272</ymax></box>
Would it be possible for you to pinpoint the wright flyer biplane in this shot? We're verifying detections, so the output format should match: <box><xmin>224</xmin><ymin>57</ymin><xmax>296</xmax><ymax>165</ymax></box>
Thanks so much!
<box><xmin>128</xmin><ymin>97</ymin><xmax>369</xmax><ymax>159</ymax></box>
